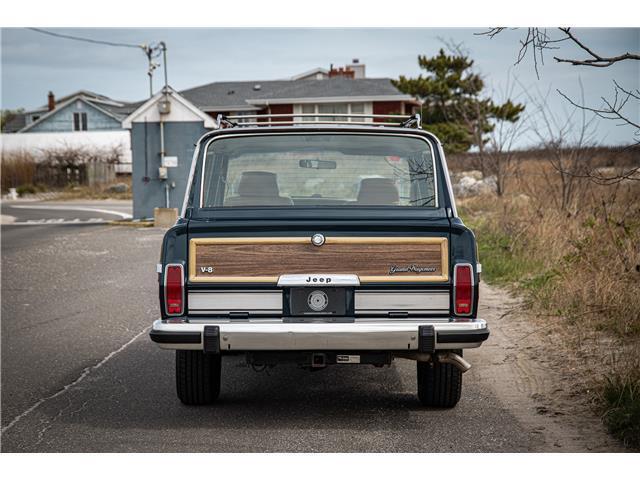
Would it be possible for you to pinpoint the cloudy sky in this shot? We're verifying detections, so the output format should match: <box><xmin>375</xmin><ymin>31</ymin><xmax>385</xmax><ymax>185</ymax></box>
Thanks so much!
<box><xmin>1</xmin><ymin>28</ymin><xmax>638</xmax><ymax>146</ymax></box>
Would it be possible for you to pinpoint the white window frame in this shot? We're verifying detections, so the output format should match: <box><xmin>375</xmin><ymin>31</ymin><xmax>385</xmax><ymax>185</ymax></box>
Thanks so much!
<box><xmin>293</xmin><ymin>102</ymin><xmax>373</xmax><ymax>123</ymax></box>
<box><xmin>73</xmin><ymin>112</ymin><xmax>88</xmax><ymax>131</ymax></box>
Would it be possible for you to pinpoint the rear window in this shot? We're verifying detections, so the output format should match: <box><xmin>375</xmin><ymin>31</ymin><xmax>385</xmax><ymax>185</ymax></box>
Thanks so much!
<box><xmin>200</xmin><ymin>134</ymin><xmax>437</xmax><ymax>208</ymax></box>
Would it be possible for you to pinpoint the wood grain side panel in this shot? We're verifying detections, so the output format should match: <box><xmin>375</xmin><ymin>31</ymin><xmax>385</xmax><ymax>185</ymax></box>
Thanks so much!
<box><xmin>190</xmin><ymin>237</ymin><xmax>448</xmax><ymax>283</ymax></box>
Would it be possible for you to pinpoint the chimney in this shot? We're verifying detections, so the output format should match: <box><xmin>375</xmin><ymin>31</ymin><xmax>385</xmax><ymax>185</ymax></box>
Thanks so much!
<box><xmin>328</xmin><ymin>66</ymin><xmax>355</xmax><ymax>79</ymax></box>
<box><xmin>47</xmin><ymin>91</ymin><xmax>55</xmax><ymax>111</ymax></box>
<box><xmin>347</xmin><ymin>59</ymin><xmax>366</xmax><ymax>79</ymax></box>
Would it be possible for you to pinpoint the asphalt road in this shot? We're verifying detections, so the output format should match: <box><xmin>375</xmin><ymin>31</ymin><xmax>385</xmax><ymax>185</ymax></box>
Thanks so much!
<box><xmin>0</xmin><ymin>210</ymin><xmax>614</xmax><ymax>452</ymax></box>
<box><xmin>1</xmin><ymin>200</ymin><xmax>132</xmax><ymax>225</ymax></box>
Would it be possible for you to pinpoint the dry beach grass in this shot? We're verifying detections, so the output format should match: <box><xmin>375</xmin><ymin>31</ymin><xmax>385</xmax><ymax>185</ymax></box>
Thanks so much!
<box><xmin>453</xmin><ymin>150</ymin><xmax>640</xmax><ymax>448</ymax></box>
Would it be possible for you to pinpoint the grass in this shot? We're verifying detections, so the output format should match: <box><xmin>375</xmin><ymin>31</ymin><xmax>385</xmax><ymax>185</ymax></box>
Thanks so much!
<box><xmin>54</xmin><ymin>183</ymin><xmax>132</xmax><ymax>200</ymax></box>
<box><xmin>602</xmin><ymin>370</ymin><xmax>640</xmax><ymax>448</ymax></box>
<box><xmin>471</xmin><ymin>223</ymin><xmax>544</xmax><ymax>284</ymax></box>
<box><xmin>457</xmin><ymin>168</ymin><xmax>640</xmax><ymax>449</ymax></box>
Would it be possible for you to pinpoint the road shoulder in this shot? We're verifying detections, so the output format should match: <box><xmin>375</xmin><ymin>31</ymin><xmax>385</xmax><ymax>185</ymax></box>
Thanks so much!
<box><xmin>468</xmin><ymin>283</ymin><xmax>625</xmax><ymax>452</ymax></box>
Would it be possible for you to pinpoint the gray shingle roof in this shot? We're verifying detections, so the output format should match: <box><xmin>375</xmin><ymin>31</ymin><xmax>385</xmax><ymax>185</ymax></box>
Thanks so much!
<box><xmin>98</xmin><ymin>100</ymin><xmax>144</xmax><ymax>118</ymax></box>
<box><xmin>180</xmin><ymin>77</ymin><xmax>408</xmax><ymax>110</ymax></box>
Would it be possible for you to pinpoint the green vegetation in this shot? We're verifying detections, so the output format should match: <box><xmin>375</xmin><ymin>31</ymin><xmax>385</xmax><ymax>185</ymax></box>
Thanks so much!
<box><xmin>602</xmin><ymin>371</ymin><xmax>640</xmax><ymax>448</ymax></box>
<box><xmin>0</xmin><ymin>107</ymin><xmax>24</xmax><ymax>132</ymax></box>
<box><xmin>393</xmin><ymin>49</ymin><xmax>524</xmax><ymax>153</ymax></box>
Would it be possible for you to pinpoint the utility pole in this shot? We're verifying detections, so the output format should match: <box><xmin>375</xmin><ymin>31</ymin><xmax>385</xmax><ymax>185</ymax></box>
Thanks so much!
<box><xmin>142</xmin><ymin>43</ymin><xmax>161</xmax><ymax>98</ymax></box>
<box><xmin>160</xmin><ymin>41</ymin><xmax>168</xmax><ymax>92</ymax></box>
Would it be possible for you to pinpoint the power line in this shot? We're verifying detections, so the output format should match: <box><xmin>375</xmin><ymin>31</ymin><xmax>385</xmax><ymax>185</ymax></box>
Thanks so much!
<box><xmin>27</xmin><ymin>28</ymin><xmax>168</xmax><ymax>98</ymax></box>
<box><xmin>27</xmin><ymin>27</ymin><xmax>143</xmax><ymax>49</ymax></box>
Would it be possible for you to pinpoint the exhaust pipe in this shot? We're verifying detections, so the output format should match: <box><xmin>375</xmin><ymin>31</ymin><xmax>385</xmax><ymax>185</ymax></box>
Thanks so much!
<box><xmin>437</xmin><ymin>352</ymin><xmax>471</xmax><ymax>373</ymax></box>
<box><xmin>394</xmin><ymin>352</ymin><xmax>471</xmax><ymax>373</ymax></box>
<box><xmin>395</xmin><ymin>352</ymin><xmax>432</xmax><ymax>362</ymax></box>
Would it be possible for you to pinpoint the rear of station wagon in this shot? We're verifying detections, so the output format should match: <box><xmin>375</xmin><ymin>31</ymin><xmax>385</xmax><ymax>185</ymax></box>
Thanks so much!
<box><xmin>151</xmin><ymin>114</ymin><xmax>488</xmax><ymax>408</ymax></box>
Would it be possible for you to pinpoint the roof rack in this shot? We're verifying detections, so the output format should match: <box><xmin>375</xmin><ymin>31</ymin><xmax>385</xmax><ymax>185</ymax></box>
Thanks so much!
<box><xmin>215</xmin><ymin>113</ymin><xmax>422</xmax><ymax>129</ymax></box>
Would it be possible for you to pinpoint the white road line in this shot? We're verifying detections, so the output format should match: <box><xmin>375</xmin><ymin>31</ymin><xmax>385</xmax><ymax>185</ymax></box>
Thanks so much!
<box><xmin>9</xmin><ymin>205</ymin><xmax>132</xmax><ymax>219</ymax></box>
<box><xmin>6</xmin><ymin>219</ymin><xmax>107</xmax><ymax>226</ymax></box>
<box><xmin>1</xmin><ymin>326</ymin><xmax>150</xmax><ymax>434</ymax></box>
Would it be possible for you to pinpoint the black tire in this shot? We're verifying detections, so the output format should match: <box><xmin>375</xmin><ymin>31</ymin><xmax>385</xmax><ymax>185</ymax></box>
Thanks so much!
<box><xmin>417</xmin><ymin>352</ymin><xmax>463</xmax><ymax>408</ymax></box>
<box><xmin>176</xmin><ymin>350</ymin><xmax>221</xmax><ymax>405</ymax></box>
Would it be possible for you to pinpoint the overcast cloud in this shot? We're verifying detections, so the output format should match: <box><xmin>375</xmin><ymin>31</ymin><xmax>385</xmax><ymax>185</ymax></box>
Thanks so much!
<box><xmin>1</xmin><ymin>28</ymin><xmax>638</xmax><ymax>146</ymax></box>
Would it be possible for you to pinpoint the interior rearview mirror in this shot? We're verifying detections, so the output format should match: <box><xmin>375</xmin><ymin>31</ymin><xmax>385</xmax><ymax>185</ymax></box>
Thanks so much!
<box><xmin>299</xmin><ymin>159</ymin><xmax>337</xmax><ymax>169</ymax></box>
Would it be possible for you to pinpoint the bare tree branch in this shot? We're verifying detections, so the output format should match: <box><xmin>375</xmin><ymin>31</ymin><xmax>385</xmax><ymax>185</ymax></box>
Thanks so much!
<box><xmin>554</xmin><ymin>28</ymin><xmax>640</xmax><ymax>67</ymax></box>
<box><xmin>557</xmin><ymin>83</ymin><xmax>640</xmax><ymax>136</ymax></box>
<box><xmin>477</xmin><ymin>27</ymin><xmax>640</xmax><ymax>68</ymax></box>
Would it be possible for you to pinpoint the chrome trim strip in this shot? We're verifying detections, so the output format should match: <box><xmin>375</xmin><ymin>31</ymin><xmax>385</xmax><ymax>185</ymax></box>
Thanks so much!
<box><xmin>199</xmin><ymin>132</ymin><xmax>438</xmax><ymax>210</ymax></box>
<box><xmin>151</xmin><ymin>318</ymin><xmax>487</xmax><ymax>351</ymax></box>
<box><xmin>356</xmin><ymin>310</ymin><xmax>450</xmax><ymax>316</ymax></box>
<box><xmin>185</xmin><ymin>317</ymin><xmax>454</xmax><ymax>324</ymax></box>
<box><xmin>435</xmin><ymin>137</ymin><xmax>458</xmax><ymax>217</ymax></box>
<box><xmin>180</xmin><ymin>142</ymin><xmax>201</xmax><ymax>218</ymax></box>
<box><xmin>355</xmin><ymin>290</ymin><xmax>449</xmax><ymax>311</ymax></box>
<box><xmin>278</xmin><ymin>274</ymin><xmax>360</xmax><ymax>287</ymax></box>
<box><xmin>188</xmin><ymin>290</ymin><xmax>282</xmax><ymax>313</ymax></box>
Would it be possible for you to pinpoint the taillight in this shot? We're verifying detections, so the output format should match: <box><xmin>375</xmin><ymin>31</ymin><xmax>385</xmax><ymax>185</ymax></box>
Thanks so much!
<box><xmin>454</xmin><ymin>263</ymin><xmax>473</xmax><ymax>316</ymax></box>
<box><xmin>164</xmin><ymin>264</ymin><xmax>184</xmax><ymax>316</ymax></box>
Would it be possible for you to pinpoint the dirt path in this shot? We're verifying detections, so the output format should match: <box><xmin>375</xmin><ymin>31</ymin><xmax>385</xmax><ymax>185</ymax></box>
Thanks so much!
<box><xmin>467</xmin><ymin>283</ymin><xmax>624</xmax><ymax>452</ymax></box>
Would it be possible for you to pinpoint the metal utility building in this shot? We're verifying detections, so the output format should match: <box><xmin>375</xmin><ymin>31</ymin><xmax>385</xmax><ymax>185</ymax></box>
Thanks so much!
<box><xmin>122</xmin><ymin>89</ymin><xmax>214</xmax><ymax>219</ymax></box>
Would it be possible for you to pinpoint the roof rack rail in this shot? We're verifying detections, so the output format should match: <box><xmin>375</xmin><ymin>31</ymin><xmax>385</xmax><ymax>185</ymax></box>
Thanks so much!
<box><xmin>215</xmin><ymin>113</ymin><xmax>422</xmax><ymax>129</ymax></box>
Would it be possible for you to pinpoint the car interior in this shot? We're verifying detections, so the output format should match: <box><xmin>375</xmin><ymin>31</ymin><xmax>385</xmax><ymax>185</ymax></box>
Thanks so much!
<box><xmin>223</xmin><ymin>170</ymin><xmax>402</xmax><ymax>207</ymax></box>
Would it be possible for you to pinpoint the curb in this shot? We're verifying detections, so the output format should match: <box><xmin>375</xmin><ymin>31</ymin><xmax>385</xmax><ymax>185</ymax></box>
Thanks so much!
<box><xmin>108</xmin><ymin>220</ymin><xmax>155</xmax><ymax>228</ymax></box>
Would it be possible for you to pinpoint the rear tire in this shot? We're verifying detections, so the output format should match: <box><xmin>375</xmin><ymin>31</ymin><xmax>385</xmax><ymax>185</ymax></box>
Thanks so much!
<box><xmin>176</xmin><ymin>350</ymin><xmax>221</xmax><ymax>405</ymax></box>
<box><xmin>417</xmin><ymin>351</ymin><xmax>462</xmax><ymax>408</ymax></box>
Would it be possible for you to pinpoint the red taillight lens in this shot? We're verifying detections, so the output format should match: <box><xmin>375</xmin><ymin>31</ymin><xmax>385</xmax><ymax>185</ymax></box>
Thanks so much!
<box><xmin>165</xmin><ymin>264</ymin><xmax>184</xmax><ymax>315</ymax></box>
<box><xmin>454</xmin><ymin>264</ymin><xmax>473</xmax><ymax>315</ymax></box>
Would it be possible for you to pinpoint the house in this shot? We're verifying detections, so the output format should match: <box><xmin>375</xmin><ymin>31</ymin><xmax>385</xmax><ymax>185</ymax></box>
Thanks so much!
<box><xmin>1</xmin><ymin>91</ymin><xmax>138</xmax><ymax>174</ymax></box>
<box><xmin>178</xmin><ymin>61</ymin><xmax>417</xmax><ymax>122</ymax></box>
<box><xmin>16</xmin><ymin>90</ymin><xmax>138</xmax><ymax>133</ymax></box>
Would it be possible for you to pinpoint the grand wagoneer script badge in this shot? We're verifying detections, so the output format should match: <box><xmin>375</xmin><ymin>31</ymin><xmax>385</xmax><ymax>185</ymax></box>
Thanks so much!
<box><xmin>388</xmin><ymin>264</ymin><xmax>437</xmax><ymax>275</ymax></box>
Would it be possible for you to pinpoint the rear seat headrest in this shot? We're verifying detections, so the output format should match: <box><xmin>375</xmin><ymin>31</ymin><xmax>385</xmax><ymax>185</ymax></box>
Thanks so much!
<box><xmin>357</xmin><ymin>177</ymin><xmax>400</xmax><ymax>205</ymax></box>
<box><xmin>237</xmin><ymin>171</ymin><xmax>280</xmax><ymax>197</ymax></box>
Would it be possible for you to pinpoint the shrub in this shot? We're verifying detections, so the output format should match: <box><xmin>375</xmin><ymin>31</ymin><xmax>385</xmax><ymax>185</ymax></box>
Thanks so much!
<box><xmin>602</xmin><ymin>368</ymin><xmax>640</xmax><ymax>449</ymax></box>
<box><xmin>15</xmin><ymin>184</ymin><xmax>37</xmax><ymax>196</ymax></box>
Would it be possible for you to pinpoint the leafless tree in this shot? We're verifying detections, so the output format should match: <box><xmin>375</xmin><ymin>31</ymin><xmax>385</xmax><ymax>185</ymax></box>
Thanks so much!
<box><xmin>523</xmin><ymin>83</ymin><xmax>600</xmax><ymax>213</ymax></box>
<box><xmin>484</xmin><ymin>109</ymin><xmax>528</xmax><ymax>197</ymax></box>
<box><xmin>466</xmin><ymin>75</ymin><xmax>528</xmax><ymax>196</ymax></box>
<box><xmin>477</xmin><ymin>27</ymin><xmax>640</xmax><ymax>182</ymax></box>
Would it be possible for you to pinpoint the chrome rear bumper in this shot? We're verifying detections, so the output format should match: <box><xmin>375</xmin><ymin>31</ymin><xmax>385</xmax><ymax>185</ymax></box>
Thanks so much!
<box><xmin>150</xmin><ymin>318</ymin><xmax>489</xmax><ymax>351</ymax></box>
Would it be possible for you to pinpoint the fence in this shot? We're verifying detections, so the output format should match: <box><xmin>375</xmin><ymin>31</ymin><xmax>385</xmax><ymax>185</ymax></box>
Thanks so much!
<box><xmin>30</xmin><ymin>162</ymin><xmax>116</xmax><ymax>189</ymax></box>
